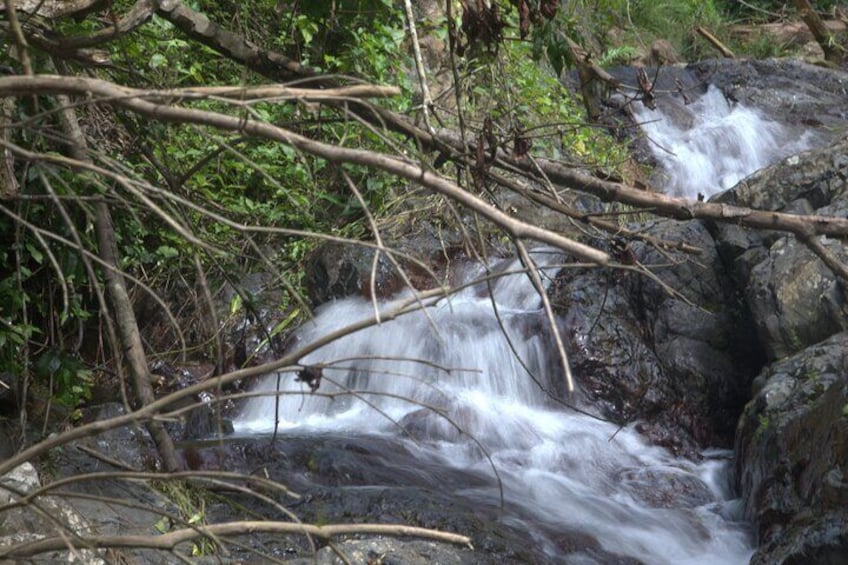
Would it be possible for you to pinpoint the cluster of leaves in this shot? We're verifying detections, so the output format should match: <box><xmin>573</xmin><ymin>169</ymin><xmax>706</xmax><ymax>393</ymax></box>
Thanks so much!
<box><xmin>0</xmin><ymin>0</ymin><xmax>420</xmax><ymax>414</ymax></box>
<box><xmin>4</xmin><ymin>0</ymin><xmax>810</xmax><ymax>420</ymax></box>
<box><xmin>0</xmin><ymin>178</ymin><xmax>95</xmax><ymax>413</ymax></box>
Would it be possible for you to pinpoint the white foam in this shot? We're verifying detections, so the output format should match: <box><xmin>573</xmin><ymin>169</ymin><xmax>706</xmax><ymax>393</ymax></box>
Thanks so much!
<box><xmin>236</xmin><ymin>252</ymin><xmax>754</xmax><ymax>563</ymax></box>
<box><xmin>633</xmin><ymin>85</ymin><xmax>816</xmax><ymax>199</ymax></box>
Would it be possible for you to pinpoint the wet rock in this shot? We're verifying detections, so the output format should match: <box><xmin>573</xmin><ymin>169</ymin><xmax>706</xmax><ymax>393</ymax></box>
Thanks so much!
<box><xmin>713</xmin><ymin>137</ymin><xmax>848</xmax><ymax>360</ymax></box>
<box><xmin>305</xmin><ymin>242</ymin><xmax>396</xmax><ymax>307</ymax></box>
<box><xmin>0</xmin><ymin>462</ymin><xmax>108</xmax><ymax>564</ymax></box>
<box><xmin>616</xmin><ymin>466</ymin><xmax>714</xmax><ymax>509</ymax></box>
<box><xmin>715</xmin><ymin>138</ymin><xmax>848</xmax><ymax>212</ymax></box>
<box><xmin>606</xmin><ymin>59</ymin><xmax>848</xmax><ymax>139</ymax></box>
<box><xmin>73</xmin><ymin>403</ymin><xmax>157</xmax><ymax>471</ymax></box>
<box><xmin>179</xmin><ymin>402</ymin><xmax>234</xmax><ymax>440</ymax></box>
<box><xmin>634</xmin><ymin>220</ymin><xmax>755</xmax><ymax>445</ymax></box>
<box><xmin>283</xmin><ymin>538</ymin><xmax>473</xmax><ymax>565</ymax></box>
<box><xmin>554</xmin><ymin>265</ymin><xmax>665</xmax><ymax>429</ymax></box>
<box><xmin>745</xmin><ymin>236</ymin><xmax>848</xmax><ymax>360</ymax></box>
<box><xmin>220</xmin><ymin>271</ymin><xmax>289</xmax><ymax>368</ymax></box>
<box><xmin>555</xmin><ymin>218</ymin><xmax>754</xmax><ymax>453</ymax></box>
<box><xmin>172</xmin><ymin>434</ymin><xmax>648</xmax><ymax>564</ymax></box>
<box><xmin>688</xmin><ymin>58</ymin><xmax>848</xmax><ymax>133</ymax></box>
<box><xmin>735</xmin><ymin>332</ymin><xmax>848</xmax><ymax>564</ymax></box>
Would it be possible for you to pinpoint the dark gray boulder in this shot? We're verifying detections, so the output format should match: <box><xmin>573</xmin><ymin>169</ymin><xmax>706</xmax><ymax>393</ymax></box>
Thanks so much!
<box><xmin>713</xmin><ymin>137</ymin><xmax>848</xmax><ymax>361</ymax></box>
<box><xmin>553</xmin><ymin>217</ymin><xmax>754</xmax><ymax>454</ymax></box>
<box><xmin>688</xmin><ymin>58</ymin><xmax>848</xmax><ymax>132</ymax></box>
<box><xmin>734</xmin><ymin>332</ymin><xmax>848</xmax><ymax>564</ymax></box>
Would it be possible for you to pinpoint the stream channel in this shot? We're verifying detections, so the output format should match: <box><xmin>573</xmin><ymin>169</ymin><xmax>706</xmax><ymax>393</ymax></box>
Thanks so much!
<box><xmin>235</xmin><ymin>86</ymin><xmax>815</xmax><ymax>563</ymax></box>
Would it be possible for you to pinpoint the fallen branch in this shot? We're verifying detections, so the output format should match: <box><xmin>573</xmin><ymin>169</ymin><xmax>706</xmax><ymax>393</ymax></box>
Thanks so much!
<box><xmin>171</xmin><ymin>84</ymin><xmax>401</xmax><ymax>100</ymax></box>
<box><xmin>696</xmin><ymin>26</ymin><xmax>736</xmax><ymax>59</ymax></box>
<box><xmin>22</xmin><ymin>0</ymin><xmax>155</xmax><ymax>50</ymax></box>
<box><xmin>0</xmin><ymin>521</ymin><xmax>473</xmax><ymax>558</ymax></box>
<box><xmin>794</xmin><ymin>0</ymin><xmax>846</xmax><ymax>64</ymax></box>
<box><xmin>728</xmin><ymin>19</ymin><xmax>847</xmax><ymax>46</ymax></box>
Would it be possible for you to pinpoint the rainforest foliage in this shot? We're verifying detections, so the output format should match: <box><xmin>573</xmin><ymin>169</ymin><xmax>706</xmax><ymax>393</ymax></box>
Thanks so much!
<box><xmin>0</xmin><ymin>0</ymin><xmax>843</xmax><ymax>420</ymax></box>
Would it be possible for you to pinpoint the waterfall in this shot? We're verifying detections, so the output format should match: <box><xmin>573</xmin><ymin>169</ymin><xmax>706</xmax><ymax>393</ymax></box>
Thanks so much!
<box><xmin>632</xmin><ymin>85</ymin><xmax>817</xmax><ymax>199</ymax></box>
<box><xmin>236</xmin><ymin>249</ymin><xmax>754</xmax><ymax>564</ymax></box>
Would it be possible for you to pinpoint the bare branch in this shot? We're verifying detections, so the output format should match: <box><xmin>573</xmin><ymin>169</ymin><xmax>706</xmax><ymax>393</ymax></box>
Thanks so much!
<box><xmin>1</xmin><ymin>521</ymin><xmax>472</xmax><ymax>559</ymax></box>
<box><xmin>23</xmin><ymin>0</ymin><xmax>154</xmax><ymax>49</ymax></box>
<box><xmin>154</xmin><ymin>0</ymin><xmax>313</xmax><ymax>82</ymax></box>
<box><xmin>0</xmin><ymin>75</ymin><xmax>613</xmax><ymax>265</ymax></box>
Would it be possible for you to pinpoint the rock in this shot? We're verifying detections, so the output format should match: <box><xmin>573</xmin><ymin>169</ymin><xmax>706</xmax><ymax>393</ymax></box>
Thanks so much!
<box><xmin>745</xmin><ymin>236</ymin><xmax>848</xmax><ymax>360</ymax></box>
<box><xmin>714</xmin><ymin>137</ymin><xmax>848</xmax><ymax>213</ymax></box>
<box><xmin>603</xmin><ymin>58</ymin><xmax>848</xmax><ymax>171</ymax></box>
<box><xmin>555</xmin><ymin>265</ymin><xmax>666</xmax><ymax>431</ymax></box>
<box><xmin>555</xmin><ymin>218</ymin><xmax>755</xmax><ymax>453</ymax></box>
<box><xmin>713</xmin><ymin>137</ymin><xmax>848</xmax><ymax>361</ymax></box>
<box><xmin>304</xmin><ymin>218</ymin><xmax>471</xmax><ymax>308</ymax></box>
<box><xmin>734</xmin><ymin>332</ymin><xmax>848</xmax><ymax>564</ymax></box>
<box><xmin>648</xmin><ymin>39</ymin><xmax>679</xmax><ymax>66</ymax></box>
<box><xmin>0</xmin><ymin>462</ymin><xmax>38</xmax><ymax>506</ymax></box>
<box><xmin>0</xmin><ymin>462</ymin><xmax>108</xmax><ymax>564</ymax></box>
<box><xmin>220</xmin><ymin>271</ymin><xmax>289</xmax><ymax>369</ymax></box>
<box><xmin>283</xmin><ymin>538</ymin><xmax>472</xmax><ymax>565</ymax></box>
<box><xmin>305</xmin><ymin>242</ymin><xmax>403</xmax><ymax>307</ymax></box>
<box><xmin>688</xmin><ymin>58</ymin><xmax>848</xmax><ymax>133</ymax></box>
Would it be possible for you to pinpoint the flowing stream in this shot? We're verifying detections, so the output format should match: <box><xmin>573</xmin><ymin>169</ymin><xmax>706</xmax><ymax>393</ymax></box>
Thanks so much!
<box><xmin>237</xmin><ymin>254</ymin><xmax>753</xmax><ymax>563</ymax></box>
<box><xmin>232</xmin><ymin>85</ymin><xmax>810</xmax><ymax>563</ymax></box>
<box><xmin>632</xmin><ymin>85</ymin><xmax>816</xmax><ymax>199</ymax></box>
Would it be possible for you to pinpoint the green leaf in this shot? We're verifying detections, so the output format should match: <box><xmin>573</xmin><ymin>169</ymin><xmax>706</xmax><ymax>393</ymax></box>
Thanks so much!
<box><xmin>149</xmin><ymin>54</ymin><xmax>167</xmax><ymax>69</ymax></box>
<box><xmin>156</xmin><ymin>245</ymin><xmax>179</xmax><ymax>259</ymax></box>
<box><xmin>25</xmin><ymin>243</ymin><xmax>43</xmax><ymax>265</ymax></box>
<box><xmin>229</xmin><ymin>293</ymin><xmax>242</xmax><ymax>315</ymax></box>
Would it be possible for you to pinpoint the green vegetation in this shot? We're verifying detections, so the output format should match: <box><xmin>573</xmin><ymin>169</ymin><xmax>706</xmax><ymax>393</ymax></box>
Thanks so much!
<box><xmin>0</xmin><ymin>0</ymin><xmax>840</xmax><ymax>430</ymax></box>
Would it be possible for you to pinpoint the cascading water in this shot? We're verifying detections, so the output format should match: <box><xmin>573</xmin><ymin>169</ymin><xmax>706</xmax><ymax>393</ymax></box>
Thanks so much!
<box><xmin>237</xmin><ymin>251</ymin><xmax>754</xmax><ymax>563</ymax></box>
<box><xmin>232</xmin><ymin>79</ymin><xmax>831</xmax><ymax>562</ymax></box>
<box><xmin>632</xmin><ymin>84</ymin><xmax>817</xmax><ymax>199</ymax></box>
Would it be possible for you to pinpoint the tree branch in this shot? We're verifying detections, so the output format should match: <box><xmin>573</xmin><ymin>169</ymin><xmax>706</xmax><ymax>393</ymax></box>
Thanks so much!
<box><xmin>23</xmin><ymin>0</ymin><xmax>155</xmax><ymax>50</ymax></box>
<box><xmin>0</xmin><ymin>75</ymin><xmax>612</xmax><ymax>266</ymax></box>
<box><xmin>153</xmin><ymin>0</ymin><xmax>313</xmax><ymax>82</ymax></box>
<box><xmin>0</xmin><ymin>521</ymin><xmax>473</xmax><ymax>558</ymax></box>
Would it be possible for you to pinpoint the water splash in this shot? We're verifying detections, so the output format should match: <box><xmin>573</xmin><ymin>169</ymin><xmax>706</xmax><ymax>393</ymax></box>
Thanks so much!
<box><xmin>633</xmin><ymin>85</ymin><xmax>816</xmax><ymax>199</ymax></box>
<box><xmin>236</xmin><ymin>251</ymin><xmax>754</xmax><ymax>564</ymax></box>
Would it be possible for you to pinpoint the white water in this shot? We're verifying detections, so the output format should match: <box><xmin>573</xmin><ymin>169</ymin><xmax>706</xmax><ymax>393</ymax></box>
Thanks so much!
<box><xmin>633</xmin><ymin>85</ymin><xmax>816</xmax><ymax>199</ymax></box>
<box><xmin>237</xmin><ymin>251</ymin><xmax>754</xmax><ymax>563</ymax></box>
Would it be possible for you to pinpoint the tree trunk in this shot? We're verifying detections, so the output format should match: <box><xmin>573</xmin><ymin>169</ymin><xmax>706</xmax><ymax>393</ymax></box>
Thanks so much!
<box><xmin>794</xmin><ymin>0</ymin><xmax>846</xmax><ymax>64</ymax></box>
<box><xmin>93</xmin><ymin>202</ymin><xmax>180</xmax><ymax>471</ymax></box>
<box><xmin>55</xmin><ymin>91</ymin><xmax>180</xmax><ymax>472</ymax></box>
<box><xmin>0</xmin><ymin>97</ymin><xmax>18</xmax><ymax>199</ymax></box>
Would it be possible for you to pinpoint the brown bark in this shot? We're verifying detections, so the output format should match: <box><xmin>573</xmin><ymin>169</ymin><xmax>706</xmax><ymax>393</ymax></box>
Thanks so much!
<box><xmin>794</xmin><ymin>0</ymin><xmax>846</xmax><ymax>64</ymax></box>
<box><xmin>0</xmin><ymin>97</ymin><xmax>17</xmax><ymax>199</ymax></box>
<box><xmin>93</xmin><ymin>202</ymin><xmax>179</xmax><ymax>471</ymax></box>
<box><xmin>565</xmin><ymin>36</ymin><xmax>620</xmax><ymax>122</ymax></box>
<box><xmin>0</xmin><ymin>521</ymin><xmax>472</xmax><ymax>558</ymax></box>
<box><xmin>52</xmin><ymin>86</ymin><xmax>180</xmax><ymax>473</ymax></box>
<box><xmin>15</xmin><ymin>0</ymin><xmax>106</xmax><ymax>19</ymax></box>
<box><xmin>25</xmin><ymin>0</ymin><xmax>155</xmax><ymax>50</ymax></box>
<box><xmin>154</xmin><ymin>0</ymin><xmax>313</xmax><ymax>83</ymax></box>
<box><xmin>696</xmin><ymin>26</ymin><xmax>736</xmax><ymax>59</ymax></box>
<box><xmin>730</xmin><ymin>18</ymin><xmax>847</xmax><ymax>51</ymax></box>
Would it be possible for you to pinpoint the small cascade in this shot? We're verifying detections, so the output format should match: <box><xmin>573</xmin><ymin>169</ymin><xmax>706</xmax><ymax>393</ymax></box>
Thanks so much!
<box><xmin>633</xmin><ymin>85</ymin><xmax>817</xmax><ymax>199</ymax></box>
<box><xmin>236</xmin><ymin>250</ymin><xmax>754</xmax><ymax>564</ymax></box>
<box><xmin>238</xmin><ymin>250</ymin><xmax>561</xmax><ymax>432</ymax></box>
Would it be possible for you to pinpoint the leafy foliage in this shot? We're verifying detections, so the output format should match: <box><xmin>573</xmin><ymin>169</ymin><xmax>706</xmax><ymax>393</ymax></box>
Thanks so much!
<box><xmin>0</xmin><ymin>0</ymin><xmax>817</xmax><ymax>425</ymax></box>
